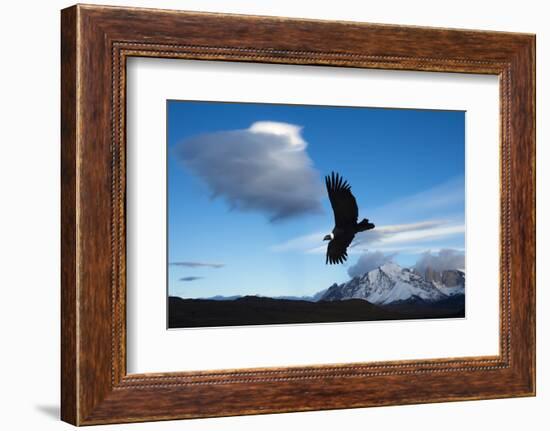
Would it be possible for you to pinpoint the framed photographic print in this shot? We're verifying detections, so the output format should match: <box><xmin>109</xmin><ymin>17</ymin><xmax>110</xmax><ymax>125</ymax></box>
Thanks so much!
<box><xmin>61</xmin><ymin>4</ymin><xmax>535</xmax><ymax>425</ymax></box>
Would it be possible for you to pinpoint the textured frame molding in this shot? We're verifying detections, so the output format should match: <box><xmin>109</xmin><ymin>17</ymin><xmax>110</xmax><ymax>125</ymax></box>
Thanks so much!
<box><xmin>61</xmin><ymin>4</ymin><xmax>535</xmax><ymax>425</ymax></box>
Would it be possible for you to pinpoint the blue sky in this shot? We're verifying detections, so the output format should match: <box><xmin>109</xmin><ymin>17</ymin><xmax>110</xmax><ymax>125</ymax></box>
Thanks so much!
<box><xmin>167</xmin><ymin>100</ymin><xmax>465</xmax><ymax>299</ymax></box>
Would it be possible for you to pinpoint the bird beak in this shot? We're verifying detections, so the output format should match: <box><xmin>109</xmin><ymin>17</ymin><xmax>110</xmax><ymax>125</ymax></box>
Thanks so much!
<box><xmin>323</xmin><ymin>235</ymin><xmax>330</xmax><ymax>241</ymax></box>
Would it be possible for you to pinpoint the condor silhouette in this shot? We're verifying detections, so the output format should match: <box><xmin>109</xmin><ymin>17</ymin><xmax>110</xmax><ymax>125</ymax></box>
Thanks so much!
<box><xmin>323</xmin><ymin>172</ymin><xmax>375</xmax><ymax>264</ymax></box>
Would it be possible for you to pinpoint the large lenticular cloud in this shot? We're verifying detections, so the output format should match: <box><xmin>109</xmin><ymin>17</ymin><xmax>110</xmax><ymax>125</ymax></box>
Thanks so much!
<box><xmin>175</xmin><ymin>121</ymin><xmax>324</xmax><ymax>221</ymax></box>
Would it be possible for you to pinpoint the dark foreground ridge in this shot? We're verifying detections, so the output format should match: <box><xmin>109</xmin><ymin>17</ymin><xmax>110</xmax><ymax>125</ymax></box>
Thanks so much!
<box><xmin>168</xmin><ymin>295</ymin><xmax>465</xmax><ymax>329</ymax></box>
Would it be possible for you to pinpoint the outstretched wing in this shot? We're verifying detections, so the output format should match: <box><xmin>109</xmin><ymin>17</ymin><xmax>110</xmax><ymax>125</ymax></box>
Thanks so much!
<box><xmin>325</xmin><ymin>172</ymin><xmax>358</xmax><ymax>228</ymax></box>
<box><xmin>326</xmin><ymin>232</ymin><xmax>354</xmax><ymax>265</ymax></box>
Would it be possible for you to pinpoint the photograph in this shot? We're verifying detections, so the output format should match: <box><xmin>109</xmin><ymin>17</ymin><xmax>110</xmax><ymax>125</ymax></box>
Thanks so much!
<box><xmin>167</xmin><ymin>100</ymin><xmax>466</xmax><ymax>328</ymax></box>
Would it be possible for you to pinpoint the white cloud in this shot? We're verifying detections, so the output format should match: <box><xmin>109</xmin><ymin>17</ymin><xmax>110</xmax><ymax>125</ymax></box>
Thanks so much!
<box><xmin>347</xmin><ymin>251</ymin><xmax>396</xmax><ymax>278</ymax></box>
<box><xmin>355</xmin><ymin>245</ymin><xmax>464</xmax><ymax>254</ymax></box>
<box><xmin>414</xmin><ymin>249</ymin><xmax>465</xmax><ymax>273</ymax></box>
<box><xmin>346</xmin><ymin>248</ymin><xmax>465</xmax><ymax>279</ymax></box>
<box><xmin>272</xmin><ymin>219</ymin><xmax>464</xmax><ymax>255</ymax></box>
<box><xmin>174</xmin><ymin>121</ymin><xmax>324</xmax><ymax>221</ymax></box>
<box><xmin>248</xmin><ymin>121</ymin><xmax>306</xmax><ymax>148</ymax></box>
<box><xmin>271</xmin><ymin>176</ymin><xmax>465</xmax><ymax>255</ymax></box>
<box><xmin>270</xmin><ymin>232</ymin><xmax>326</xmax><ymax>252</ymax></box>
<box><xmin>352</xmin><ymin>220</ymin><xmax>464</xmax><ymax>248</ymax></box>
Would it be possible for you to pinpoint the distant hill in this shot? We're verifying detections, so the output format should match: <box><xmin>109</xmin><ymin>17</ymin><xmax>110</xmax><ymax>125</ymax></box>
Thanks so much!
<box><xmin>383</xmin><ymin>294</ymin><xmax>465</xmax><ymax>319</ymax></box>
<box><xmin>168</xmin><ymin>293</ymin><xmax>464</xmax><ymax>328</ymax></box>
<box><xmin>201</xmin><ymin>289</ymin><xmax>328</xmax><ymax>302</ymax></box>
<box><xmin>169</xmin><ymin>296</ymin><xmax>404</xmax><ymax>328</ymax></box>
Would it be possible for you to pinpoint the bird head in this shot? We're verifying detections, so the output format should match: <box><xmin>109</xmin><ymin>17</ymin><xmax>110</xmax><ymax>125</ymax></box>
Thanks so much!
<box><xmin>323</xmin><ymin>233</ymin><xmax>334</xmax><ymax>241</ymax></box>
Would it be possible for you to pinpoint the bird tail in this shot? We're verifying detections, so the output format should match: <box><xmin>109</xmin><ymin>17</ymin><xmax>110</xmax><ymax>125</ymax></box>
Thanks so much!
<box><xmin>356</xmin><ymin>218</ymin><xmax>375</xmax><ymax>232</ymax></box>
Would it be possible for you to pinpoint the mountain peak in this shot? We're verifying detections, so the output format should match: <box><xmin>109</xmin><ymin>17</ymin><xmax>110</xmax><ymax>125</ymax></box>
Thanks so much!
<box><xmin>378</xmin><ymin>262</ymin><xmax>403</xmax><ymax>276</ymax></box>
<box><xmin>380</xmin><ymin>261</ymin><xmax>400</xmax><ymax>269</ymax></box>
<box><xmin>320</xmin><ymin>262</ymin><xmax>458</xmax><ymax>305</ymax></box>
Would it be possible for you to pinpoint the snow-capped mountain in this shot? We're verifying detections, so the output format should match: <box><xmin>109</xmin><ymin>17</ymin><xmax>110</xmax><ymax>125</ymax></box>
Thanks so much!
<box><xmin>320</xmin><ymin>262</ymin><xmax>463</xmax><ymax>306</ymax></box>
<box><xmin>428</xmin><ymin>269</ymin><xmax>465</xmax><ymax>297</ymax></box>
<box><xmin>202</xmin><ymin>263</ymin><xmax>464</xmax><ymax>307</ymax></box>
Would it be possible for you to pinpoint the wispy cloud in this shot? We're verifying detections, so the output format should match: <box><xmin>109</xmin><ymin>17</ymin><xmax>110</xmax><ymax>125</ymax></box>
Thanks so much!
<box><xmin>351</xmin><ymin>220</ymin><xmax>464</xmax><ymax>249</ymax></box>
<box><xmin>179</xmin><ymin>276</ymin><xmax>204</xmax><ymax>282</ymax></box>
<box><xmin>174</xmin><ymin>121</ymin><xmax>324</xmax><ymax>221</ymax></box>
<box><xmin>271</xmin><ymin>176</ymin><xmax>465</xmax><ymax>256</ymax></box>
<box><xmin>302</xmin><ymin>219</ymin><xmax>464</xmax><ymax>255</ymax></box>
<box><xmin>170</xmin><ymin>261</ymin><xmax>225</xmax><ymax>269</ymax></box>
<box><xmin>354</xmin><ymin>245</ymin><xmax>464</xmax><ymax>254</ymax></box>
<box><xmin>369</xmin><ymin>175</ymin><xmax>464</xmax><ymax>223</ymax></box>
<box><xmin>347</xmin><ymin>248</ymin><xmax>465</xmax><ymax>279</ymax></box>
<box><xmin>270</xmin><ymin>232</ymin><xmax>326</xmax><ymax>252</ymax></box>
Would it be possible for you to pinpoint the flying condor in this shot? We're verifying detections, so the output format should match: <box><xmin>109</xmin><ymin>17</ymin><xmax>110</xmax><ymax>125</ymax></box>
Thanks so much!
<box><xmin>323</xmin><ymin>172</ymin><xmax>375</xmax><ymax>264</ymax></box>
